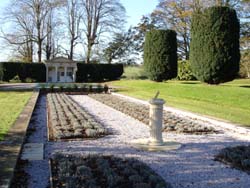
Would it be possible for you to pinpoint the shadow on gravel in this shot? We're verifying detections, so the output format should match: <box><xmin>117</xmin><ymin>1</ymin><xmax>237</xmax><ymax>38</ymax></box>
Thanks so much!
<box><xmin>47</xmin><ymin>138</ymin><xmax>250</xmax><ymax>188</ymax></box>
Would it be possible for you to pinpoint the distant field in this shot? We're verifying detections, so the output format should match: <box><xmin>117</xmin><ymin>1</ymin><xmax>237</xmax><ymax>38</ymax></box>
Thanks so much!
<box><xmin>0</xmin><ymin>91</ymin><xmax>32</xmax><ymax>140</ymax></box>
<box><xmin>122</xmin><ymin>66</ymin><xmax>148</xmax><ymax>80</ymax></box>
<box><xmin>110</xmin><ymin>79</ymin><xmax>250</xmax><ymax>126</ymax></box>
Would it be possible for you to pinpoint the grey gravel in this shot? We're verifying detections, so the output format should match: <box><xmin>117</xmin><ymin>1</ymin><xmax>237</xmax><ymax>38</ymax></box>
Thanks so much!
<box><xmin>21</xmin><ymin>95</ymin><xmax>50</xmax><ymax>188</ymax></box>
<box><xmin>64</xmin><ymin>95</ymin><xmax>250</xmax><ymax>188</ymax></box>
<box><xmin>18</xmin><ymin>94</ymin><xmax>250</xmax><ymax>188</ymax></box>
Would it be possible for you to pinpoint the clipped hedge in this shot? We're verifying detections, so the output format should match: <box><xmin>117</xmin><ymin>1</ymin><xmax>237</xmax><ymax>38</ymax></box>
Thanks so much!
<box><xmin>76</xmin><ymin>63</ymin><xmax>123</xmax><ymax>82</ymax></box>
<box><xmin>190</xmin><ymin>6</ymin><xmax>240</xmax><ymax>84</ymax></box>
<box><xmin>0</xmin><ymin>63</ymin><xmax>3</xmax><ymax>81</ymax></box>
<box><xmin>177</xmin><ymin>60</ymin><xmax>196</xmax><ymax>81</ymax></box>
<box><xmin>1</xmin><ymin>62</ymin><xmax>46</xmax><ymax>82</ymax></box>
<box><xmin>1</xmin><ymin>62</ymin><xmax>123</xmax><ymax>83</ymax></box>
<box><xmin>144</xmin><ymin>29</ymin><xmax>177</xmax><ymax>82</ymax></box>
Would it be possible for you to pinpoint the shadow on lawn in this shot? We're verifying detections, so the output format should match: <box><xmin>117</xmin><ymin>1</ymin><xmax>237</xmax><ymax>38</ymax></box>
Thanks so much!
<box><xmin>240</xmin><ymin>85</ymin><xmax>250</xmax><ymax>89</ymax></box>
<box><xmin>180</xmin><ymin>81</ymin><xmax>199</xmax><ymax>85</ymax></box>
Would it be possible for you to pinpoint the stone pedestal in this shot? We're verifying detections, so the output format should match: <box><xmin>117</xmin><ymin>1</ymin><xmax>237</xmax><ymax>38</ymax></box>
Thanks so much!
<box><xmin>131</xmin><ymin>98</ymin><xmax>181</xmax><ymax>152</ymax></box>
<box><xmin>149</xmin><ymin>98</ymin><xmax>165</xmax><ymax>146</ymax></box>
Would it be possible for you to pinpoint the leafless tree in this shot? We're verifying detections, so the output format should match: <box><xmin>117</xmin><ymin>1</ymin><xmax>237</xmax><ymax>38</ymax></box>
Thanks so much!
<box><xmin>80</xmin><ymin>0</ymin><xmax>126</xmax><ymax>64</ymax></box>
<box><xmin>63</xmin><ymin>0</ymin><xmax>83</xmax><ymax>60</ymax></box>
<box><xmin>1</xmin><ymin>2</ymin><xmax>35</xmax><ymax>62</ymax></box>
<box><xmin>152</xmin><ymin>0</ymin><xmax>192</xmax><ymax>60</ymax></box>
<box><xmin>2</xmin><ymin>0</ymin><xmax>63</xmax><ymax>63</ymax></box>
<box><xmin>44</xmin><ymin>1</ymin><xmax>64</xmax><ymax>60</ymax></box>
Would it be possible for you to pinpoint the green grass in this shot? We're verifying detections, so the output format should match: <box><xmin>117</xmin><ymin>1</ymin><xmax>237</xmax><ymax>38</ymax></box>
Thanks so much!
<box><xmin>0</xmin><ymin>91</ymin><xmax>32</xmax><ymax>140</ymax></box>
<box><xmin>122</xmin><ymin>66</ymin><xmax>148</xmax><ymax>80</ymax></box>
<box><xmin>110</xmin><ymin>79</ymin><xmax>250</xmax><ymax>126</ymax></box>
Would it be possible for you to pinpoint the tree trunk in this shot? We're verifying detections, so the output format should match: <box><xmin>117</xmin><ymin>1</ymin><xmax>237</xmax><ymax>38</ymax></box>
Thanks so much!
<box><xmin>38</xmin><ymin>39</ymin><xmax>42</xmax><ymax>63</ymax></box>
<box><xmin>69</xmin><ymin>38</ymin><xmax>74</xmax><ymax>60</ymax></box>
<box><xmin>85</xmin><ymin>42</ymin><xmax>92</xmax><ymax>64</ymax></box>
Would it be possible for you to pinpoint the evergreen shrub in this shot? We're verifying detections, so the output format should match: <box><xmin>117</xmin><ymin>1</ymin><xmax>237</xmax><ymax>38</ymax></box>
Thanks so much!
<box><xmin>177</xmin><ymin>60</ymin><xmax>196</xmax><ymax>81</ymax></box>
<box><xmin>144</xmin><ymin>29</ymin><xmax>177</xmax><ymax>82</ymax></box>
<box><xmin>190</xmin><ymin>6</ymin><xmax>240</xmax><ymax>84</ymax></box>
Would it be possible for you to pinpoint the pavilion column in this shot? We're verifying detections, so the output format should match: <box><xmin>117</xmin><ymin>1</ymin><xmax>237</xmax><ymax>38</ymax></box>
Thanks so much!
<box><xmin>73</xmin><ymin>68</ymin><xmax>77</xmax><ymax>82</ymax></box>
<box><xmin>55</xmin><ymin>66</ymin><xmax>58</xmax><ymax>82</ymax></box>
<box><xmin>64</xmin><ymin>66</ymin><xmax>67</xmax><ymax>82</ymax></box>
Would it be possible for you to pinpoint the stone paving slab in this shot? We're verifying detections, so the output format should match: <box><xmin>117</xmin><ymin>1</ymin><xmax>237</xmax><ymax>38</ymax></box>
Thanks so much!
<box><xmin>21</xmin><ymin>143</ymin><xmax>44</xmax><ymax>161</ymax></box>
<box><xmin>0</xmin><ymin>91</ymin><xmax>39</xmax><ymax>188</ymax></box>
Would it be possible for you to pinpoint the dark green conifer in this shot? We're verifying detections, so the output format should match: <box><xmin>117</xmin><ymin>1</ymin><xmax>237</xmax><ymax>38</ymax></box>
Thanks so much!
<box><xmin>144</xmin><ymin>30</ymin><xmax>177</xmax><ymax>82</ymax></box>
<box><xmin>190</xmin><ymin>6</ymin><xmax>240</xmax><ymax>84</ymax></box>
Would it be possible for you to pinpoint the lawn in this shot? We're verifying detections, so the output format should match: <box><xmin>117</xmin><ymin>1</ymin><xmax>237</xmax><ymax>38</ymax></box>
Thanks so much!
<box><xmin>110</xmin><ymin>79</ymin><xmax>250</xmax><ymax>126</ymax></box>
<box><xmin>0</xmin><ymin>91</ymin><xmax>32</xmax><ymax>140</ymax></box>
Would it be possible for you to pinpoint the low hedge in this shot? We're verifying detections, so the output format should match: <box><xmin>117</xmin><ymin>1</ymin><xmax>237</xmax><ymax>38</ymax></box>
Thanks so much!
<box><xmin>76</xmin><ymin>63</ymin><xmax>123</xmax><ymax>82</ymax></box>
<box><xmin>1</xmin><ymin>62</ymin><xmax>46</xmax><ymax>82</ymax></box>
<box><xmin>1</xmin><ymin>62</ymin><xmax>123</xmax><ymax>82</ymax></box>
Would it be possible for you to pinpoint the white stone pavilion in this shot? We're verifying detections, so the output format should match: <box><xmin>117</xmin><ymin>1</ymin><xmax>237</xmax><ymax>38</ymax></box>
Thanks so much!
<box><xmin>44</xmin><ymin>57</ymin><xmax>78</xmax><ymax>83</ymax></box>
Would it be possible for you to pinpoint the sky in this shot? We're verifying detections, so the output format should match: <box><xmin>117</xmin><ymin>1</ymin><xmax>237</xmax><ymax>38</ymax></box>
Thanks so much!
<box><xmin>0</xmin><ymin>0</ymin><xmax>159</xmax><ymax>61</ymax></box>
<box><xmin>120</xmin><ymin>0</ymin><xmax>158</xmax><ymax>28</ymax></box>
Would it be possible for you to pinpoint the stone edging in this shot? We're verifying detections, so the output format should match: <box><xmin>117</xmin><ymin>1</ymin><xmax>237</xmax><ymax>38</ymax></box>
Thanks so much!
<box><xmin>0</xmin><ymin>91</ymin><xmax>39</xmax><ymax>188</ymax></box>
<box><xmin>112</xmin><ymin>93</ymin><xmax>250</xmax><ymax>141</ymax></box>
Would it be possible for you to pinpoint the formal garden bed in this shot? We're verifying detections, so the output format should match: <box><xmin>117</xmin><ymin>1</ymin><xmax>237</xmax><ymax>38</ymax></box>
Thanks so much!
<box><xmin>47</xmin><ymin>93</ymin><xmax>107</xmax><ymax>140</ymax></box>
<box><xmin>215</xmin><ymin>145</ymin><xmax>250</xmax><ymax>174</ymax></box>
<box><xmin>39</xmin><ymin>83</ymin><xmax>109</xmax><ymax>94</ymax></box>
<box><xmin>5</xmin><ymin>93</ymin><xmax>250</xmax><ymax>188</ymax></box>
<box><xmin>51</xmin><ymin>154</ymin><xmax>171</xmax><ymax>188</ymax></box>
<box><xmin>89</xmin><ymin>94</ymin><xmax>218</xmax><ymax>134</ymax></box>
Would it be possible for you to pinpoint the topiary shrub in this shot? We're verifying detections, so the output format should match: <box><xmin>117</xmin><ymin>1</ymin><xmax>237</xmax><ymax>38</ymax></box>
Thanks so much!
<box><xmin>190</xmin><ymin>6</ymin><xmax>240</xmax><ymax>84</ymax></box>
<box><xmin>177</xmin><ymin>60</ymin><xmax>196</xmax><ymax>81</ymax></box>
<box><xmin>144</xmin><ymin>29</ymin><xmax>177</xmax><ymax>82</ymax></box>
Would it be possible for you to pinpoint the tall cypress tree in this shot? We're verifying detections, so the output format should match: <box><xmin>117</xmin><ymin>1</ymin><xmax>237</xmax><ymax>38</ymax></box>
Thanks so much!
<box><xmin>190</xmin><ymin>6</ymin><xmax>240</xmax><ymax>84</ymax></box>
<box><xmin>144</xmin><ymin>29</ymin><xmax>177</xmax><ymax>82</ymax></box>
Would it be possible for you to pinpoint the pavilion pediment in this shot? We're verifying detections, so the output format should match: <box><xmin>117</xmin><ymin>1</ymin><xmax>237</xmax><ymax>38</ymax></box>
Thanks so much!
<box><xmin>45</xmin><ymin>57</ymin><xmax>75</xmax><ymax>64</ymax></box>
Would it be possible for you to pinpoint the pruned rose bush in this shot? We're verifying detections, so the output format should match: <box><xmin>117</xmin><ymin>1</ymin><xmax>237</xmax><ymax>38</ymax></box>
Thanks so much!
<box><xmin>51</xmin><ymin>154</ymin><xmax>172</xmax><ymax>188</ymax></box>
<box><xmin>47</xmin><ymin>93</ymin><xmax>107</xmax><ymax>140</ymax></box>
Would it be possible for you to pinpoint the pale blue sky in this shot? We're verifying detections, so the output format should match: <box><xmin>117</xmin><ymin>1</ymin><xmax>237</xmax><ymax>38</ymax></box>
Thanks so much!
<box><xmin>120</xmin><ymin>0</ymin><xmax>158</xmax><ymax>28</ymax></box>
<box><xmin>0</xmin><ymin>0</ymin><xmax>158</xmax><ymax>27</ymax></box>
<box><xmin>0</xmin><ymin>0</ymin><xmax>159</xmax><ymax>61</ymax></box>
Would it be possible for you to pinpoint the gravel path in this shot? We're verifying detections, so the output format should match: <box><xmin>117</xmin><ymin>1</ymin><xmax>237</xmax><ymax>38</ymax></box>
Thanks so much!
<box><xmin>46</xmin><ymin>95</ymin><xmax>250</xmax><ymax>188</ymax></box>
<box><xmin>20</xmin><ymin>94</ymin><xmax>250</xmax><ymax>188</ymax></box>
<box><xmin>22</xmin><ymin>95</ymin><xmax>50</xmax><ymax>188</ymax></box>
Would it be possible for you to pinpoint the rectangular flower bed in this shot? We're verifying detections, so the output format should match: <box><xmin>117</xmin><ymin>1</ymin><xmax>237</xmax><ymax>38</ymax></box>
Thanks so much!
<box><xmin>89</xmin><ymin>94</ymin><xmax>218</xmax><ymax>135</ymax></box>
<box><xmin>50</xmin><ymin>154</ymin><xmax>171</xmax><ymax>188</ymax></box>
<box><xmin>47</xmin><ymin>93</ymin><xmax>107</xmax><ymax>141</ymax></box>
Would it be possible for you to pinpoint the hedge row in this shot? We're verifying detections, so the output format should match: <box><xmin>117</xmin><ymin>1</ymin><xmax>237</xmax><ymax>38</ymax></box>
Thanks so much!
<box><xmin>76</xmin><ymin>64</ymin><xmax>123</xmax><ymax>82</ymax></box>
<box><xmin>0</xmin><ymin>62</ymin><xmax>123</xmax><ymax>82</ymax></box>
<box><xmin>1</xmin><ymin>62</ymin><xmax>46</xmax><ymax>82</ymax></box>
